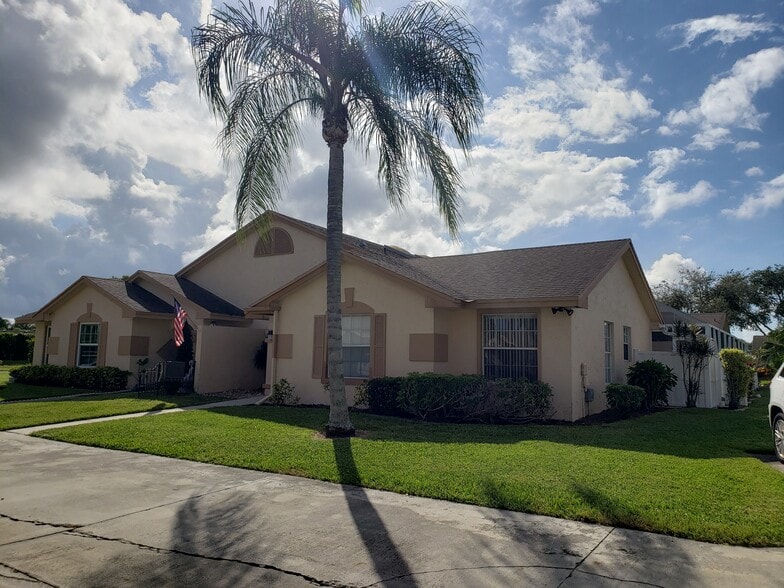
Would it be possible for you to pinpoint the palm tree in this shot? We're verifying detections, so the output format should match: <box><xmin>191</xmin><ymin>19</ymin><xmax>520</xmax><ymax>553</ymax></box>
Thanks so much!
<box><xmin>193</xmin><ymin>0</ymin><xmax>483</xmax><ymax>436</ymax></box>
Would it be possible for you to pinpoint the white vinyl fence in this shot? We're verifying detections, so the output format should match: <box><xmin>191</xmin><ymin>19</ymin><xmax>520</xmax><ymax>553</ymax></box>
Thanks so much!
<box><xmin>635</xmin><ymin>351</ymin><xmax>739</xmax><ymax>408</ymax></box>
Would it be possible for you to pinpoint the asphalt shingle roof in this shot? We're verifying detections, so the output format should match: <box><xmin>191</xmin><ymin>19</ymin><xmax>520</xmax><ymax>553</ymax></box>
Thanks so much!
<box><xmin>276</xmin><ymin>213</ymin><xmax>632</xmax><ymax>303</ymax></box>
<box><xmin>140</xmin><ymin>271</ymin><xmax>244</xmax><ymax>316</ymax></box>
<box><xmin>405</xmin><ymin>240</ymin><xmax>630</xmax><ymax>301</ymax></box>
<box><xmin>84</xmin><ymin>277</ymin><xmax>173</xmax><ymax>314</ymax></box>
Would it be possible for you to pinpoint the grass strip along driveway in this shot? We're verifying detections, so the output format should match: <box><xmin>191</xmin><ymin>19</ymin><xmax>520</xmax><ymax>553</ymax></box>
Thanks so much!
<box><xmin>36</xmin><ymin>392</ymin><xmax>784</xmax><ymax>547</ymax></box>
<box><xmin>0</xmin><ymin>393</ymin><xmax>224</xmax><ymax>431</ymax></box>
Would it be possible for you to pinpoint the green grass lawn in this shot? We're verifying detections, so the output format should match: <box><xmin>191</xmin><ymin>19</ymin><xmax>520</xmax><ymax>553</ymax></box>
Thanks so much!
<box><xmin>35</xmin><ymin>390</ymin><xmax>784</xmax><ymax>547</ymax></box>
<box><xmin>0</xmin><ymin>364</ymin><xmax>83</xmax><ymax>401</ymax></box>
<box><xmin>0</xmin><ymin>393</ymin><xmax>225</xmax><ymax>430</ymax></box>
<box><xmin>0</xmin><ymin>363</ymin><xmax>27</xmax><ymax>387</ymax></box>
<box><xmin>1</xmin><ymin>382</ymin><xmax>100</xmax><ymax>402</ymax></box>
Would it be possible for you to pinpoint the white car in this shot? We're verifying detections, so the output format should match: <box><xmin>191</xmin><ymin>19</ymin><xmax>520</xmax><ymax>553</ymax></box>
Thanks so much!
<box><xmin>770</xmin><ymin>361</ymin><xmax>784</xmax><ymax>463</ymax></box>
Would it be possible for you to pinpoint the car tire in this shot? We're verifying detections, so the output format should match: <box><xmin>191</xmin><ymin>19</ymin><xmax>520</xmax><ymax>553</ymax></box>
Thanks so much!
<box><xmin>775</xmin><ymin>413</ymin><xmax>784</xmax><ymax>464</ymax></box>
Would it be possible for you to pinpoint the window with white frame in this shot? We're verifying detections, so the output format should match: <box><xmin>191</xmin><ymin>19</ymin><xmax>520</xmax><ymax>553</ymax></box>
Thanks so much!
<box><xmin>342</xmin><ymin>315</ymin><xmax>371</xmax><ymax>378</ymax></box>
<box><xmin>604</xmin><ymin>321</ymin><xmax>614</xmax><ymax>383</ymax></box>
<box><xmin>482</xmin><ymin>313</ymin><xmax>538</xmax><ymax>381</ymax></box>
<box><xmin>623</xmin><ymin>325</ymin><xmax>631</xmax><ymax>361</ymax></box>
<box><xmin>77</xmin><ymin>323</ymin><xmax>100</xmax><ymax>368</ymax></box>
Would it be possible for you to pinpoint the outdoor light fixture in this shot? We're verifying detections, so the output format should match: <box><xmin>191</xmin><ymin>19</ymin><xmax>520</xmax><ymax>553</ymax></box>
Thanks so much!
<box><xmin>551</xmin><ymin>306</ymin><xmax>574</xmax><ymax>316</ymax></box>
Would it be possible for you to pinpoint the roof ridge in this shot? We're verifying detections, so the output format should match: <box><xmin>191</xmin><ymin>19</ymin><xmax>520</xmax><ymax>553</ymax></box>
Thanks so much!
<box><xmin>411</xmin><ymin>238</ymin><xmax>631</xmax><ymax>262</ymax></box>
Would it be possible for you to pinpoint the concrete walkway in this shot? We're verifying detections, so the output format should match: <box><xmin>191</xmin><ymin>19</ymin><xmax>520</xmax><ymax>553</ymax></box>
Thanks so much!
<box><xmin>8</xmin><ymin>395</ymin><xmax>267</xmax><ymax>435</ymax></box>
<box><xmin>1</xmin><ymin>434</ymin><xmax>783</xmax><ymax>587</ymax></box>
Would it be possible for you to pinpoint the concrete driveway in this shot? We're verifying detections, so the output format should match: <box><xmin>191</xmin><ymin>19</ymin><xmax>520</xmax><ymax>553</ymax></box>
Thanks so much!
<box><xmin>1</xmin><ymin>432</ymin><xmax>782</xmax><ymax>587</ymax></box>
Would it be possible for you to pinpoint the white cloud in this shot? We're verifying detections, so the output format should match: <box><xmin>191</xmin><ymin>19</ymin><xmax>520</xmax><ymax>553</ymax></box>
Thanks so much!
<box><xmin>0</xmin><ymin>245</ymin><xmax>16</xmax><ymax>284</ymax></box>
<box><xmin>745</xmin><ymin>166</ymin><xmax>764</xmax><ymax>177</ymax></box>
<box><xmin>461</xmin><ymin>146</ymin><xmax>637</xmax><ymax>242</ymax></box>
<box><xmin>508</xmin><ymin>42</ymin><xmax>545</xmax><ymax>78</ymax></box>
<box><xmin>0</xmin><ymin>0</ymin><xmax>221</xmax><ymax>226</ymax></box>
<box><xmin>640</xmin><ymin>148</ymin><xmax>715</xmax><ymax>220</ymax></box>
<box><xmin>735</xmin><ymin>140</ymin><xmax>761</xmax><ymax>151</ymax></box>
<box><xmin>665</xmin><ymin>47</ymin><xmax>784</xmax><ymax>150</ymax></box>
<box><xmin>0</xmin><ymin>148</ymin><xmax>112</xmax><ymax>222</ymax></box>
<box><xmin>669</xmin><ymin>14</ymin><xmax>777</xmax><ymax>49</ymax></box>
<box><xmin>646</xmin><ymin>252</ymin><xmax>701</xmax><ymax>286</ymax></box>
<box><xmin>723</xmin><ymin>173</ymin><xmax>784</xmax><ymax>218</ymax></box>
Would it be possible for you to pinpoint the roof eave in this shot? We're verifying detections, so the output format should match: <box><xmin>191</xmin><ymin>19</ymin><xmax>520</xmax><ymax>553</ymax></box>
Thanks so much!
<box><xmin>465</xmin><ymin>297</ymin><xmax>582</xmax><ymax>309</ymax></box>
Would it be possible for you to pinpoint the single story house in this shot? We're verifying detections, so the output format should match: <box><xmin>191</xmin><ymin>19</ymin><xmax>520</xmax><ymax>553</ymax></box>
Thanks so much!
<box><xmin>652</xmin><ymin>302</ymin><xmax>749</xmax><ymax>353</ymax></box>
<box><xmin>18</xmin><ymin>212</ymin><xmax>662</xmax><ymax>421</ymax></box>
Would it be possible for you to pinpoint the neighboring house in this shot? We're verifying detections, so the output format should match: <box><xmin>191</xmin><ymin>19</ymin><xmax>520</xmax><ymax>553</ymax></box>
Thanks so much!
<box><xmin>652</xmin><ymin>303</ymin><xmax>749</xmax><ymax>353</ymax></box>
<box><xmin>18</xmin><ymin>212</ymin><xmax>662</xmax><ymax>421</ymax></box>
<box><xmin>643</xmin><ymin>302</ymin><xmax>751</xmax><ymax>408</ymax></box>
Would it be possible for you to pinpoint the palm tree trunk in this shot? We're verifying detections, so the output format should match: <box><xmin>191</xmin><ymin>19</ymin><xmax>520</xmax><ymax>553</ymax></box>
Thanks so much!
<box><xmin>324</xmin><ymin>112</ymin><xmax>354</xmax><ymax>437</ymax></box>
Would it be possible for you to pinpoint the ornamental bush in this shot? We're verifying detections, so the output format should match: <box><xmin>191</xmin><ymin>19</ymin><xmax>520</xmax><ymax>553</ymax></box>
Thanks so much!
<box><xmin>626</xmin><ymin>359</ymin><xmax>678</xmax><ymax>411</ymax></box>
<box><xmin>604</xmin><ymin>383</ymin><xmax>645</xmax><ymax>414</ymax></box>
<box><xmin>9</xmin><ymin>364</ymin><xmax>131</xmax><ymax>391</ymax></box>
<box><xmin>366</xmin><ymin>377</ymin><xmax>404</xmax><ymax>415</ymax></box>
<box><xmin>367</xmin><ymin>373</ymin><xmax>554</xmax><ymax>423</ymax></box>
<box><xmin>268</xmin><ymin>378</ymin><xmax>299</xmax><ymax>405</ymax></box>
<box><xmin>719</xmin><ymin>348</ymin><xmax>755</xmax><ymax>410</ymax></box>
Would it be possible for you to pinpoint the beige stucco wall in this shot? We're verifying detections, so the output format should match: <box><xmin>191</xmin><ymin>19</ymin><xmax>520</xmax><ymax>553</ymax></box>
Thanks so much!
<box><xmin>266</xmin><ymin>250</ymin><xmax>655</xmax><ymax>421</ymax></box>
<box><xmin>31</xmin><ymin>323</ymin><xmax>47</xmax><ymax>365</ymax></box>
<box><xmin>569</xmin><ymin>253</ymin><xmax>654</xmax><ymax>421</ymax></box>
<box><xmin>272</xmin><ymin>261</ymin><xmax>437</xmax><ymax>404</ymax></box>
<box><xmin>195</xmin><ymin>321</ymin><xmax>268</xmax><ymax>394</ymax></box>
<box><xmin>44</xmin><ymin>285</ymin><xmax>135</xmax><ymax>372</ymax></box>
<box><xmin>539</xmin><ymin>309</ymin><xmax>575</xmax><ymax>420</ymax></box>
<box><xmin>433</xmin><ymin>308</ymin><xmax>475</xmax><ymax>374</ymax></box>
<box><xmin>129</xmin><ymin>317</ymin><xmax>175</xmax><ymax>364</ymax></box>
<box><xmin>183</xmin><ymin>221</ymin><xmax>327</xmax><ymax>309</ymax></box>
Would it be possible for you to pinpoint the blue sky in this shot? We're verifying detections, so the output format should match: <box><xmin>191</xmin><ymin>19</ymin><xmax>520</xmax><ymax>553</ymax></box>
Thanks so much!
<box><xmin>1</xmin><ymin>0</ymin><xmax>782</xmax><ymax>340</ymax></box>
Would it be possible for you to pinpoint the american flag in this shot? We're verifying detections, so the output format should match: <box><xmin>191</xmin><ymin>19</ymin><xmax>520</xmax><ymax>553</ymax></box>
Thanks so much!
<box><xmin>173</xmin><ymin>300</ymin><xmax>187</xmax><ymax>347</ymax></box>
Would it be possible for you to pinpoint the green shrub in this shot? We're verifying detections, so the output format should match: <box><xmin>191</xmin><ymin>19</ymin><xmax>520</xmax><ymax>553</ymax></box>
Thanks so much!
<box><xmin>268</xmin><ymin>379</ymin><xmax>299</xmax><ymax>405</ymax></box>
<box><xmin>719</xmin><ymin>348</ymin><xmax>755</xmax><ymax>410</ymax></box>
<box><xmin>9</xmin><ymin>365</ymin><xmax>130</xmax><ymax>391</ymax></box>
<box><xmin>604</xmin><ymin>383</ymin><xmax>645</xmax><ymax>414</ymax></box>
<box><xmin>398</xmin><ymin>372</ymin><xmax>463</xmax><ymax>420</ymax></box>
<box><xmin>0</xmin><ymin>332</ymin><xmax>33</xmax><ymax>361</ymax></box>
<box><xmin>627</xmin><ymin>359</ymin><xmax>678</xmax><ymax>411</ymax></box>
<box><xmin>352</xmin><ymin>381</ymin><xmax>369</xmax><ymax>408</ymax></box>
<box><xmin>369</xmin><ymin>373</ymin><xmax>554</xmax><ymax>423</ymax></box>
<box><xmin>366</xmin><ymin>377</ymin><xmax>404</xmax><ymax>415</ymax></box>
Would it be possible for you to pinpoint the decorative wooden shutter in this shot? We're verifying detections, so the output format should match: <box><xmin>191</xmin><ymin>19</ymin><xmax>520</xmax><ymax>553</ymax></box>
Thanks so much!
<box><xmin>372</xmin><ymin>314</ymin><xmax>386</xmax><ymax>377</ymax></box>
<box><xmin>67</xmin><ymin>323</ymin><xmax>78</xmax><ymax>367</ymax></box>
<box><xmin>312</xmin><ymin>315</ymin><xmax>326</xmax><ymax>379</ymax></box>
<box><xmin>98</xmin><ymin>322</ymin><xmax>109</xmax><ymax>367</ymax></box>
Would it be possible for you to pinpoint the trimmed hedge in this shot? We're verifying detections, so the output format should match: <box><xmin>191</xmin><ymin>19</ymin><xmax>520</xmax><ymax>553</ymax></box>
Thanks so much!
<box><xmin>366</xmin><ymin>377</ymin><xmax>404</xmax><ymax>416</ymax></box>
<box><xmin>0</xmin><ymin>332</ymin><xmax>33</xmax><ymax>361</ymax></box>
<box><xmin>367</xmin><ymin>373</ymin><xmax>554</xmax><ymax>423</ymax></box>
<box><xmin>9</xmin><ymin>365</ymin><xmax>131</xmax><ymax>392</ymax></box>
<box><xmin>604</xmin><ymin>383</ymin><xmax>645</xmax><ymax>413</ymax></box>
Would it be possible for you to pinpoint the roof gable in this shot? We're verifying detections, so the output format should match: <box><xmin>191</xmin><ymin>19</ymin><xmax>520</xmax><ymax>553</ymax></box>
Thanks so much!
<box><xmin>133</xmin><ymin>271</ymin><xmax>244</xmax><ymax>318</ymax></box>
<box><xmin>20</xmin><ymin>276</ymin><xmax>172</xmax><ymax>322</ymax></box>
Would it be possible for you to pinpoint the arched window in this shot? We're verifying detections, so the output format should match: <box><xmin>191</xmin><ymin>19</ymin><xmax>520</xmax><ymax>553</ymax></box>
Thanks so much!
<box><xmin>254</xmin><ymin>228</ymin><xmax>294</xmax><ymax>257</ymax></box>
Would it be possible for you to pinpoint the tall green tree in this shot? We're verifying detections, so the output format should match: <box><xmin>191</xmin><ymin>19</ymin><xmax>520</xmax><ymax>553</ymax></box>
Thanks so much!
<box><xmin>193</xmin><ymin>0</ymin><xmax>483</xmax><ymax>435</ymax></box>
<box><xmin>654</xmin><ymin>265</ymin><xmax>784</xmax><ymax>334</ymax></box>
